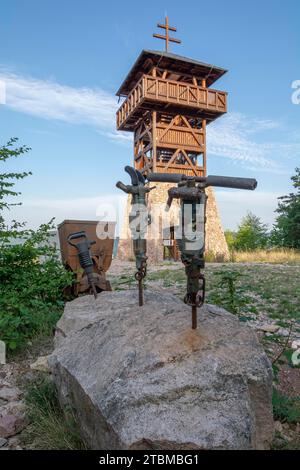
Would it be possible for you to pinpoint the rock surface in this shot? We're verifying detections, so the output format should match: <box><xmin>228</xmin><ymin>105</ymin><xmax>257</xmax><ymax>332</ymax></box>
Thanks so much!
<box><xmin>0</xmin><ymin>409</ymin><xmax>26</xmax><ymax>438</ymax></box>
<box><xmin>0</xmin><ymin>437</ymin><xmax>8</xmax><ymax>448</ymax></box>
<box><xmin>49</xmin><ymin>290</ymin><xmax>274</xmax><ymax>450</ymax></box>
<box><xmin>0</xmin><ymin>380</ymin><xmax>26</xmax><ymax>440</ymax></box>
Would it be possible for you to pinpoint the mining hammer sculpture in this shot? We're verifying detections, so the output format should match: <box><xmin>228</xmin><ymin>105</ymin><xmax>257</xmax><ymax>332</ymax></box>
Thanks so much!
<box><xmin>116</xmin><ymin>166</ymin><xmax>155</xmax><ymax>306</ymax></box>
<box><xmin>118</xmin><ymin>169</ymin><xmax>257</xmax><ymax>328</ymax></box>
<box><xmin>147</xmin><ymin>172</ymin><xmax>257</xmax><ymax>328</ymax></box>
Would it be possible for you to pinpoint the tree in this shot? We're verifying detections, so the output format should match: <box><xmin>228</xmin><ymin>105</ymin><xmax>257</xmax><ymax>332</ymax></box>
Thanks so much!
<box><xmin>272</xmin><ymin>168</ymin><xmax>300</xmax><ymax>249</ymax></box>
<box><xmin>234</xmin><ymin>212</ymin><xmax>269</xmax><ymax>251</ymax></box>
<box><xmin>0</xmin><ymin>137</ymin><xmax>31</xmax><ymax>239</ymax></box>
<box><xmin>224</xmin><ymin>230</ymin><xmax>236</xmax><ymax>250</ymax></box>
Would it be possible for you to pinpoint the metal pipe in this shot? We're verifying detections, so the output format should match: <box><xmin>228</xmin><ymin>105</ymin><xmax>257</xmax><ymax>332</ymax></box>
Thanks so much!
<box><xmin>192</xmin><ymin>306</ymin><xmax>197</xmax><ymax>329</ymax></box>
<box><xmin>147</xmin><ymin>172</ymin><xmax>257</xmax><ymax>191</ymax></box>
<box><xmin>138</xmin><ymin>277</ymin><xmax>143</xmax><ymax>306</ymax></box>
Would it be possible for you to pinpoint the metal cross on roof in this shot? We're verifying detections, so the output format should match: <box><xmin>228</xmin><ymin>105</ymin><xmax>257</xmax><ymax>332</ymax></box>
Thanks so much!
<box><xmin>153</xmin><ymin>16</ymin><xmax>181</xmax><ymax>52</ymax></box>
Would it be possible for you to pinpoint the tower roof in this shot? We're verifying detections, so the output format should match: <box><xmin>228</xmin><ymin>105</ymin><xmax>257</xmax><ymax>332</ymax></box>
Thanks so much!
<box><xmin>116</xmin><ymin>49</ymin><xmax>227</xmax><ymax>97</ymax></box>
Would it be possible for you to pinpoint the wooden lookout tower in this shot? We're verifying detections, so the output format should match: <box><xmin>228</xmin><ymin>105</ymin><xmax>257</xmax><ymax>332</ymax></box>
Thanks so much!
<box><xmin>117</xmin><ymin>18</ymin><xmax>229</xmax><ymax>261</ymax></box>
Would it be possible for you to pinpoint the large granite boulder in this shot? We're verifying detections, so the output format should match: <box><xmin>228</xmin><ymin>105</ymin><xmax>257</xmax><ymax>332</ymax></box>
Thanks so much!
<box><xmin>49</xmin><ymin>290</ymin><xmax>273</xmax><ymax>450</ymax></box>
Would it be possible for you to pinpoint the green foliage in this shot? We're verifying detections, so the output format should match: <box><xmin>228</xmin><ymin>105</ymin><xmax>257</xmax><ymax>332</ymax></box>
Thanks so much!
<box><xmin>207</xmin><ymin>270</ymin><xmax>250</xmax><ymax>315</ymax></box>
<box><xmin>272</xmin><ymin>388</ymin><xmax>300</xmax><ymax>423</ymax></box>
<box><xmin>23</xmin><ymin>376</ymin><xmax>87</xmax><ymax>450</ymax></box>
<box><xmin>0</xmin><ymin>138</ymin><xmax>72</xmax><ymax>352</ymax></box>
<box><xmin>224</xmin><ymin>230</ymin><xmax>236</xmax><ymax>250</ymax></box>
<box><xmin>0</xmin><ymin>137</ymin><xmax>31</xmax><ymax>211</ymax></box>
<box><xmin>0</xmin><ymin>221</ymin><xmax>73</xmax><ymax>351</ymax></box>
<box><xmin>0</xmin><ymin>138</ymin><xmax>32</xmax><ymax>240</ymax></box>
<box><xmin>272</xmin><ymin>168</ymin><xmax>300</xmax><ymax>249</ymax></box>
<box><xmin>233</xmin><ymin>212</ymin><xmax>269</xmax><ymax>251</ymax></box>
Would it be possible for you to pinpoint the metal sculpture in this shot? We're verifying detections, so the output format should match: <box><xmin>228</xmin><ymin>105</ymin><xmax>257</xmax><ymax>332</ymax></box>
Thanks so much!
<box><xmin>67</xmin><ymin>231</ymin><xmax>99</xmax><ymax>298</ymax></box>
<box><xmin>147</xmin><ymin>172</ymin><xmax>257</xmax><ymax>328</ymax></box>
<box><xmin>116</xmin><ymin>166</ymin><xmax>155</xmax><ymax>306</ymax></box>
<box><xmin>58</xmin><ymin>220</ymin><xmax>114</xmax><ymax>297</ymax></box>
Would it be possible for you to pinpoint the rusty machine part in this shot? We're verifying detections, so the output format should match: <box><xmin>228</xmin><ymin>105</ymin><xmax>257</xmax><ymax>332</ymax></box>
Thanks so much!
<box><xmin>58</xmin><ymin>220</ymin><xmax>115</xmax><ymax>297</ymax></box>
<box><xmin>67</xmin><ymin>231</ymin><xmax>98</xmax><ymax>298</ymax></box>
<box><xmin>116</xmin><ymin>166</ymin><xmax>155</xmax><ymax>306</ymax></box>
<box><xmin>166</xmin><ymin>179</ymin><xmax>207</xmax><ymax>330</ymax></box>
<box><xmin>147</xmin><ymin>172</ymin><xmax>257</xmax><ymax>329</ymax></box>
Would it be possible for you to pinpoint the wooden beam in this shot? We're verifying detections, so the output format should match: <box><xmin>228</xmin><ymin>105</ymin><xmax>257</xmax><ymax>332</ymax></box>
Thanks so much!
<box><xmin>152</xmin><ymin>111</ymin><xmax>157</xmax><ymax>171</ymax></box>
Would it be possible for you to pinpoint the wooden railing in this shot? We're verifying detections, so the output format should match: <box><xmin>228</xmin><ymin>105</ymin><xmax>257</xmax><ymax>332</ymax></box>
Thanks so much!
<box><xmin>156</xmin><ymin>123</ymin><xmax>204</xmax><ymax>151</ymax></box>
<box><xmin>155</xmin><ymin>163</ymin><xmax>204</xmax><ymax>177</ymax></box>
<box><xmin>117</xmin><ymin>76</ymin><xmax>144</xmax><ymax>129</ymax></box>
<box><xmin>117</xmin><ymin>75</ymin><xmax>227</xmax><ymax>129</ymax></box>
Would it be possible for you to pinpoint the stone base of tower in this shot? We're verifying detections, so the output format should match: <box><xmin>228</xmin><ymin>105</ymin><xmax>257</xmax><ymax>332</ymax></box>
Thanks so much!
<box><xmin>205</xmin><ymin>187</ymin><xmax>230</xmax><ymax>261</ymax></box>
<box><xmin>117</xmin><ymin>184</ymin><xmax>229</xmax><ymax>263</ymax></box>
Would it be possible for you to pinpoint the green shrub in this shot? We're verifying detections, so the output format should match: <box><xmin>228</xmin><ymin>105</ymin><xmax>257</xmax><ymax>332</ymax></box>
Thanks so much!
<box><xmin>272</xmin><ymin>388</ymin><xmax>300</xmax><ymax>423</ymax></box>
<box><xmin>0</xmin><ymin>222</ymin><xmax>73</xmax><ymax>352</ymax></box>
<box><xmin>234</xmin><ymin>212</ymin><xmax>269</xmax><ymax>251</ymax></box>
<box><xmin>207</xmin><ymin>269</ymin><xmax>250</xmax><ymax>315</ymax></box>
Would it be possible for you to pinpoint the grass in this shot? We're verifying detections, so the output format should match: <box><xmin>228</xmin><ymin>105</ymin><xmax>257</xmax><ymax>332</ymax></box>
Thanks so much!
<box><xmin>22</xmin><ymin>375</ymin><xmax>87</xmax><ymax>450</ymax></box>
<box><xmin>132</xmin><ymin>263</ymin><xmax>300</xmax><ymax>325</ymax></box>
<box><xmin>231</xmin><ymin>248</ymin><xmax>300</xmax><ymax>264</ymax></box>
<box><xmin>147</xmin><ymin>268</ymin><xmax>186</xmax><ymax>287</ymax></box>
<box><xmin>273</xmin><ymin>388</ymin><xmax>300</xmax><ymax>423</ymax></box>
<box><xmin>109</xmin><ymin>262</ymin><xmax>300</xmax><ymax>325</ymax></box>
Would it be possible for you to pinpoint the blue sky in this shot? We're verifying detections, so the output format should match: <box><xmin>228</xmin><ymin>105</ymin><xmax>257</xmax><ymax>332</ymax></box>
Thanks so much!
<box><xmin>0</xmin><ymin>0</ymin><xmax>299</xmax><ymax>231</ymax></box>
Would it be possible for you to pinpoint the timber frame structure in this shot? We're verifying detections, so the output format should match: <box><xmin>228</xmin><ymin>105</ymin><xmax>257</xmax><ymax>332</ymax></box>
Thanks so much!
<box><xmin>116</xmin><ymin>49</ymin><xmax>227</xmax><ymax>177</ymax></box>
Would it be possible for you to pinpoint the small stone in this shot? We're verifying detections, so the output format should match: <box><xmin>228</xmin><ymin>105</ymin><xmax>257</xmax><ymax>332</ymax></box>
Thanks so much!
<box><xmin>2</xmin><ymin>401</ymin><xmax>26</xmax><ymax>416</ymax></box>
<box><xmin>257</xmin><ymin>324</ymin><xmax>279</xmax><ymax>333</ymax></box>
<box><xmin>0</xmin><ymin>386</ymin><xmax>22</xmax><ymax>402</ymax></box>
<box><xmin>274</xmin><ymin>421</ymin><xmax>283</xmax><ymax>433</ymax></box>
<box><xmin>8</xmin><ymin>436</ymin><xmax>20</xmax><ymax>448</ymax></box>
<box><xmin>278</xmin><ymin>328</ymin><xmax>289</xmax><ymax>337</ymax></box>
<box><xmin>0</xmin><ymin>413</ymin><xmax>26</xmax><ymax>438</ymax></box>
<box><xmin>0</xmin><ymin>437</ymin><xmax>7</xmax><ymax>448</ymax></box>
<box><xmin>282</xmin><ymin>433</ymin><xmax>292</xmax><ymax>442</ymax></box>
<box><xmin>30</xmin><ymin>355</ymin><xmax>50</xmax><ymax>372</ymax></box>
<box><xmin>291</xmin><ymin>340</ymin><xmax>300</xmax><ymax>350</ymax></box>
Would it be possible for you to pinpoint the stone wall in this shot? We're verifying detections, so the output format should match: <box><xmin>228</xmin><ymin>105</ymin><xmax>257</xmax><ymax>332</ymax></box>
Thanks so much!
<box><xmin>118</xmin><ymin>183</ymin><xmax>229</xmax><ymax>262</ymax></box>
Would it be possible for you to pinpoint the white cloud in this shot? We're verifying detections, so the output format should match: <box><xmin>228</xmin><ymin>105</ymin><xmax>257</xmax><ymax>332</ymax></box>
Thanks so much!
<box><xmin>0</xmin><ymin>79</ymin><xmax>6</xmax><ymax>104</ymax></box>
<box><xmin>0</xmin><ymin>69</ymin><xmax>119</xmax><ymax>132</ymax></box>
<box><xmin>207</xmin><ymin>113</ymin><xmax>281</xmax><ymax>170</ymax></box>
<box><xmin>207</xmin><ymin>113</ymin><xmax>300</xmax><ymax>173</ymax></box>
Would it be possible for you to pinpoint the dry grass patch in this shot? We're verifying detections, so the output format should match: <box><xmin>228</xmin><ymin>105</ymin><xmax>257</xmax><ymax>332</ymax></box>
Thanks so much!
<box><xmin>232</xmin><ymin>249</ymin><xmax>300</xmax><ymax>264</ymax></box>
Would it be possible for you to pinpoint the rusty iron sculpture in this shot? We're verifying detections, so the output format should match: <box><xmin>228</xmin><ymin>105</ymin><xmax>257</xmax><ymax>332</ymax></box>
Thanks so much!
<box><xmin>58</xmin><ymin>220</ymin><xmax>115</xmax><ymax>297</ymax></box>
<box><xmin>147</xmin><ymin>172</ymin><xmax>257</xmax><ymax>328</ymax></box>
<box><xmin>116</xmin><ymin>166</ymin><xmax>155</xmax><ymax>306</ymax></box>
<box><xmin>166</xmin><ymin>179</ymin><xmax>207</xmax><ymax>329</ymax></box>
<box><xmin>67</xmin><ymin>231</ymin><xmax>99</xmax><ymax>298</ymax></box>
